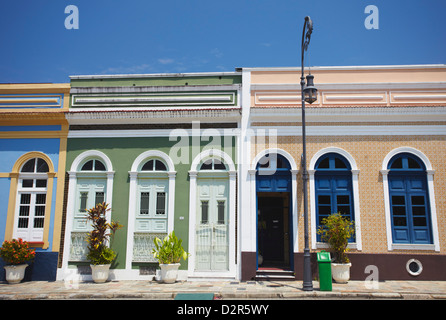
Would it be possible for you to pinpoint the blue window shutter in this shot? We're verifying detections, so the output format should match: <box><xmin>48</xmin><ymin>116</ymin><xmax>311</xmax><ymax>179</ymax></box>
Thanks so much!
<box><xmin>387</xmin><ymin>153</ymin><xmax>432</xmax><ymax>244</ymax></box>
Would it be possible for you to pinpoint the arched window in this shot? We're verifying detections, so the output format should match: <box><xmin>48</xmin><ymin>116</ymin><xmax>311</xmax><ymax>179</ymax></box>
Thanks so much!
<box><xmin>14</xmin><ymin>157</ymin><xmax>51</xmax><ymax>243</ymax></box>
<box><xmin>65</xmin><ymin>152</ymin><xmax>113</xmax><ymax>262</ymax></box>
<box><xmin>80</xmin><ymin>159</ymin><xmax>106</xmax><ymax>171</ymax></box>
<box><xmin>141</xmin><ymin>159</ymin><xmax>167</xmax><ymax>171</ymax></box>
<box><xmin>127</xmin><ymin>151</ymin><xmax>176</xmax><ymax>266</ymax></box>
<box><xmin>387</xmin><ymin>153</ymin><xmax>432</xmax><ymax>244</ymax></box>
<box><xmin>315</xmin><ymin>153</ymin><xmax>355</xmax><ymax>242</ymax></box>
<box><xmin>136</xmin><ymin>158</ymin><xmax>169</xmax><ymax>228</ymax></box>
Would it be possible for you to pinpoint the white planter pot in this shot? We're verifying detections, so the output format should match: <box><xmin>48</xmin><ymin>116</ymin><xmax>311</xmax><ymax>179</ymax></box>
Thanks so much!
<box><xmin>90</xmin><ymin>264</ymin><xmax>111</xmax><ymax>283</ymax></box>
<box><xmin>159</xmin><ymin>263</ymin><xmax>180</xmax><ymax>283</ymax></box>
<box><xmin>4</xmin><ymin>264</ymin><xmax>27</xmax><ymax>284</ymax></box>
<box><xmin>331</xmin><ymin>263</ymin><xmax>351</xmax><ymax>283</ymax></box>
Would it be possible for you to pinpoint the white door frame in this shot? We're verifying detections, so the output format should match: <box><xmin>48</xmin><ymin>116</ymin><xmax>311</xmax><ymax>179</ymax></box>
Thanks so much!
<box><xmin>188</xmin><ymin>149</ymin><xmax>237</xmax><ymax>279</ymax></box>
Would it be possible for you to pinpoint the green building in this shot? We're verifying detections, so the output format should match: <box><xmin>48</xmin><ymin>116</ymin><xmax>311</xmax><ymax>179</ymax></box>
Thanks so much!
<box><xmin>58</xmin><ymin>72</ymin><xmax>241</xmax><ymax>281</ymax></box>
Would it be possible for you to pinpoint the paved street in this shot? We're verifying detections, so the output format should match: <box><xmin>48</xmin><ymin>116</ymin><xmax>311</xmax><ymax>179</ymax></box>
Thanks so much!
<box><xmin>0</xmin><ymin>279</ymin><xmax>445</xmax><ymax>300</ymax></box>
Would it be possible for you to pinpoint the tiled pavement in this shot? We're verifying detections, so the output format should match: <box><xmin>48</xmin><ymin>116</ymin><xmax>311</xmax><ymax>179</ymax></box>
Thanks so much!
<box><xmin>0</xmin><ymin>279</ymin><xmax>445</xmax><ymax>299</ymax></box>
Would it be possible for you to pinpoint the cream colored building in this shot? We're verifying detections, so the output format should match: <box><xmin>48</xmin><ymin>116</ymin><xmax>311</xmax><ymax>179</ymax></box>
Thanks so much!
<box><xmin>238</xmin><ymin>65</ymin><xmax>446</xmax><ymax>280</ymax></box>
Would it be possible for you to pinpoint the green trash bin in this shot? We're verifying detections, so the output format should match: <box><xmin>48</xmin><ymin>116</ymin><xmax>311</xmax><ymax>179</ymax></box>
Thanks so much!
<box><xmin>317</xmin><ymin>251</ymin><xmax>332</xmax><ymax>291</ymax></box>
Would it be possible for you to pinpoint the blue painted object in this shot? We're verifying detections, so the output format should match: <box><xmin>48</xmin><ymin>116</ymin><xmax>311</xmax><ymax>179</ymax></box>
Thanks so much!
<box><xmin>315</xmin><ymin>153</ymin><xmax>355</xmax><ymax>242</ymax></box>
<box><xmin>388</xmin><ymin>153</ymin><xmax>432</xmax><ymax>244</ymax></box>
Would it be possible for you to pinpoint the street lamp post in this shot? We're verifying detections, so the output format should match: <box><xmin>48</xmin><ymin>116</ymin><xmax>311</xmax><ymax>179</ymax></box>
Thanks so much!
<box><xmin>300</xmin><ymin>16</ymin><xmax>318</xmax><ymax>291</ymax></box>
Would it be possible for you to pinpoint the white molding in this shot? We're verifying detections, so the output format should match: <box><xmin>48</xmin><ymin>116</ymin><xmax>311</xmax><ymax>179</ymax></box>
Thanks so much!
<box><xmin>60</xmin><ymin>151</ymin><xmax>115</xmax><ymax>275</ymax></box>
<box><xmin>381</xmin><ymin>147</ymin><xmax>433</xmax><ymax>171</ymax></box>
<box><xmin>250</xmin><ymin>148</ymin><xmax>298</xmax><ymax>171</ymax></box>
<box><xmin>187</xmin><ymin>149</ymin><xmax>237</xmax><ymax>278</ymax></box>
<box><xmin>242</xmin><ymin>64</ymin><xmax>446</xmax><ymax>72</ymax></box>
<box><xmin>325</xmin><ymin>95</ymin><xmax>385</xmax><ymax>100</ymax></box>
<box><xmin>71</xmin><ymin>92</ymin><xmax>237</xmax><ymax>108</ymax></box>
<box><xmin>308</xmin><ymin>147</ymin><xmax>362</xmax><ymax>251</ymax></box>
<box><xmin>249</xmin><ymin>148</ymin><xmax>299</xmax><ymax>255</ymax></box>
<box><xmin>70</xmin><ymin>150</ymin><xmax>113</xmax><ymax>172</ymax></box>
<box><xmin>70</xmin><ymin>71</ymin><xmax>242</xmax><ymax>80</ymax></box>
<box><xmin>190</xmin><ymin>148</ymin><xmax>236</xmax><ymax>172</ymax></box>
<box><xmin>381</xmin><ymin>147</ymin><xmax>440</xmax><ymax>251</ymax></box>
<box><xmin>250</xmin><ymin>106</ymin><xmax>446</xmax><ymax>123</ymax></box>
<box><xmin>68</xmin><ymin>128</ymin><xmax>242</xmax><ymax>138</ymax></box>
<box><xmin>244</xmin><ymin>125</ymin><xmax>446</xmax><ymax>136</ymax></box>
<box><xmin>393</xmin><ymin>94</ymin><xmax>446</xmax><ymax>100</ymax></box>
<box><xmin>251</xmin><ymin>82</ymin><xmax>446</xmax><ymax>91</ymax></box>
<box><xmin>125</xmin><ymin>150</ymin><xmax>176</xmax><ymax>270</ymax></box>
<box><xmin>71</xmin><ymin>84</ymin><xmax>241</xmax><ymax>94</ymax></box>
<box><xmin>391</xmin><ymin>244</ymin><xmax>436</xmax><ymax>251</ymax></box>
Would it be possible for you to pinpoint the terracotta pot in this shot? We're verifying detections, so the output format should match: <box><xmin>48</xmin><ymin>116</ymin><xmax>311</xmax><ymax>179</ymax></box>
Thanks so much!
<box><xmin>4</xmin><ymin>264</ymin><xmax>27</xmax><ymax>284</ymax></box>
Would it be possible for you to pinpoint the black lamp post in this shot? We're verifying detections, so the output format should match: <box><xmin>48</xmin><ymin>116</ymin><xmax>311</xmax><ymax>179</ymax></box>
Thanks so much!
<box><xmin>300</xmin><ymin>16</ymin><xmax>317</xmax><ymax>291</ymax></box>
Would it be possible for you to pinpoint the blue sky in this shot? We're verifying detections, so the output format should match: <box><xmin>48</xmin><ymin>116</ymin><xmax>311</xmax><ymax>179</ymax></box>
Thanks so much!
<box><xmin>0</xmin><ymin>0</ymin><xmax>445</xmax><ymax>83</ymax></box>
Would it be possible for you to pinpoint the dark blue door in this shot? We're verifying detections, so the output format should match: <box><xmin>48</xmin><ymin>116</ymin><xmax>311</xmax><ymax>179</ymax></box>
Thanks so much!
<box><xmin>388</xmin><ymin>153</ymin><xmax>432</xmax><ymax>244</ymax></box>
<box><xmin>315</xmin><ymin>153</ymin><xmax>355</xmax><ymax>242</ymax></box>
<box><xmin>256</xmin><ymin>154</ymin><xmax>291</xmax><ymax>192</ymax></box>
<box><xmin>256</xmin><ymin>154</ymin><xmax>293</xmax><ymax>269</ymax></box>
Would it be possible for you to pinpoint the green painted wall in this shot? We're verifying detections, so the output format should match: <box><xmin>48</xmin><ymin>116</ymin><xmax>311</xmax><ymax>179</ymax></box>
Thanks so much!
<box><xmin>66</xmin><ymin>136</ymin><xmax>237</xmax><ymax>270</ymax></box>
<box><xmin>71</xmin><ymin>75</ymin><xmax>241</xmax><ymax>88</ymax></box>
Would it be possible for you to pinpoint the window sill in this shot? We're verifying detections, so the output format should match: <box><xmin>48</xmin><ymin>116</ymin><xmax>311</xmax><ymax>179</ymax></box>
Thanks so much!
<box><xmin>316</xmin><ymin>242</ymin><xmax>357</xmax><ymax>250</ymax></box>
<box><xmin>28</xmin><ymin>241</ymin><xmax>47</xmax><ymax>249</ymax></box>
<box><xmin>391</xmin><ymin>243</ymin><xmax>436</xmax><ymax>251</ymax></box>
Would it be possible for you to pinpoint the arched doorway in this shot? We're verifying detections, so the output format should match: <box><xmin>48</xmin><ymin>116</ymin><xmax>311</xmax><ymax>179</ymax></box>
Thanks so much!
<box><xmin>256</xmin><ymin>154</ymin><xmax>292</xmax><ymax>270</ymax></box>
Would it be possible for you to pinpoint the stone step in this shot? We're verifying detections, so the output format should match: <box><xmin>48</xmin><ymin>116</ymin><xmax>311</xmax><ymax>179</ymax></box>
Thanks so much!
<box><xmin>255</xmin><ymin>269</ymin><xmax>295</xmax><ymax>281</ymax></box>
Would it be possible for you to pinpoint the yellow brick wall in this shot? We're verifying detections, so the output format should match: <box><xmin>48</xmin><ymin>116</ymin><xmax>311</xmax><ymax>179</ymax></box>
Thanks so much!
<box><xmin>251</xmin><ymin>134</ymin><xmax>446</xmax><ymax>255</ymax></box>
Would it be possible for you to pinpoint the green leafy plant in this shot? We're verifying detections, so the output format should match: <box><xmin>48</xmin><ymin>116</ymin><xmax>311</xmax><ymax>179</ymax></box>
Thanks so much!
<box><xmin>0</xmin><ymin>238</ymin><xmax>35</xmax><ymax>265</ymax></box>
<box><xmin>317</xmin><ymin>212</ymin><xmax>355</xmax><ymax>264</ymax></box>
<box><xmin>85</xmin><ymin>202</ymin><xmax>123</xmax><ymax>265</ymax></box>
<box><xmin>152</xmin><ymin>231</ymin><xmax>188</xmax><ymax>264</ymax></box>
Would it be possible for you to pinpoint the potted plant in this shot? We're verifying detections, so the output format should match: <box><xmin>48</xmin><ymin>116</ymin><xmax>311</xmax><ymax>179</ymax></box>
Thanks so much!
<box><xmin>0</xmin><ymin>238</ymin><xmax>35</xmax><ymax>284</ymax></box>
<box><xmin>317</xmin><ymin>212</ymin><xmax>355</xmax><ymax>283</ymax></box>
<box><xmin>152</xmin><ymin>231</ymin><xmax>188</xmax><ymax>283</ymax></box>
<box><xmin>85</xmin><ymin>202</ymin><xmax>122</xmax><ymax>283</ymax></box>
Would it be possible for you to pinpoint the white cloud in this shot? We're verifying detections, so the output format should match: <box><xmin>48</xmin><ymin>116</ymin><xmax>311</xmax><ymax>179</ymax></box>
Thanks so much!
<box><xmin>158</xmin><ymin>58</ymin><xmax>175</xmax><ymax>65</ymax></box>
<box><xmin>210</xmin><ymin>48</ymin><xmax>223</xmax><ymax>58</ymax></box>
<box><xmin>100</xmin><ymin>63</ymin><xmax>152</xmax><ymax>74</ymax></box>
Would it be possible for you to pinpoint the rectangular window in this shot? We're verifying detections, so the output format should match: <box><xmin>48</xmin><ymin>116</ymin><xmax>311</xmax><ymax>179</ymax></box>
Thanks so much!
<box><xmin>217</xmin><ymin>201</ymin><xmax>225</xmax><ymax>224</ymax></box>
<box><xmin>156</xmin><ymin>192</ymin><xmax>166</xmax><ymax>215</ymax></box>
<box><xmin>201</xmin><ymin>201</ymin><xmax>209</xmax><ymax>224</ymax></box>
<box><xmin>22</xmin><ymin>179</ymin><xmax>33</xmax><ymax>188</ymax></box>
<box><xmin>95</xmin><ymin>192</ymin><xmax>105</xmax><ymax>205</ymax></box>
<box><xmin>34</xmin><ymin>194</ymin><xmax>46</xmax><ymax>228</ymax></box>
<box><xmin>140</xmin><ymin>192</ymin><xmax>150</xmax><ymax>215</ymax></box>
<box><xmin>36</xmin><ymin>179</ymin><xmax>47</xmax><ymax>188</ymax></box>
<box><xmin>80</xmin><ymin>192</ymin><xmax>88</xmax><ymax>212</ymax></box>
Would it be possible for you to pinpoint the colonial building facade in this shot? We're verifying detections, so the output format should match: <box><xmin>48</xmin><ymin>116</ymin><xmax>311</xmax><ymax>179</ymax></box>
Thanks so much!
<box><xmin>1</xmin><ymin>64</ymin><xmax>445</xmax><ymax>282</ymax></box>
<box><xmin>239</xmin><ymin>64</ymin><xmax>446</xmax><ymax>281</ymax></box>
<box><xmin>0</xmin><ymin>83</ymin><xmax>70</xmax><ymax>280</ymax></box>
<box><xmin>57</xmin><ymin>72</ymin><xmax>242</xmax><ymax>281</ymax></box>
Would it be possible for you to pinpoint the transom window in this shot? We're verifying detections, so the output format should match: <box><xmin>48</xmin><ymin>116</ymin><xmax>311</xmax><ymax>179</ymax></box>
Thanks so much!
<box><xmin>141</xmin><ymin>159</ymin><xmax>167</xmax><ymax>171</ymax></box>
<box><xmin>199</xmin><ymin>158</ymin><xmax>227</xmax><ymax>171</ymax></box>
<box><xmin>81</xmin><ymin>159</ymin><xmax>106</xmax><ymax>171</ymax></box>
<box><xmin>21</xmin><ymin>158</ymin><xmax>49</xmax><ymax>173</ymax></box>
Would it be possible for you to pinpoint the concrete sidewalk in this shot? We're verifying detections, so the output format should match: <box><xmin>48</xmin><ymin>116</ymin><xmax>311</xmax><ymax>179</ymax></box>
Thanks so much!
<box><xmin>0</xmin><ymin>279</ymin><xmax>445</xmax><ymax>300</ymax></box>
